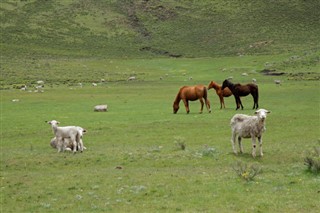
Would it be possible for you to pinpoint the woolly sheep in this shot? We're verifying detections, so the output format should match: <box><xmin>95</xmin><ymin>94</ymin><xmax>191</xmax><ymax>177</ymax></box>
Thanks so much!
<box><xmin>47</xmin><ymin>120</ymin><xmax>85</xmax><ymax>153</ymax></box>
<box><xmin>50</xmin><ymin>127</ymin><xmax>87</xmax><ymax>151</ymax></box>
<box><xmin>128</xmin><ymin>76</ymin><xmax>136</xmax><ymax>81</ymax></box>
<box><xmin>230</xmin><ymin>109</ymin><xmax>271</xmax><ymax>158</ymax></box>
<box><xmin>94</xmin><ymin>105</ymin><xmax>108</xmax><ymax>112</ymax></box>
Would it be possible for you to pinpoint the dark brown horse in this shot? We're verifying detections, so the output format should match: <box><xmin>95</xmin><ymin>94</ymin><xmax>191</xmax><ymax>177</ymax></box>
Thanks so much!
<box><xmin>173</xmin><ymin>85</ymin><xmax>211</xmax><ymax>114</ymax></box>
<box><xmin>221</xmin><ymin>79</ymin><xmax>259</xmax><ymax>110</ymax></box>
<box><xmin>208</xmin><ymin>81</ymin><xmax>233</xmax><ymax>109</ymax></box>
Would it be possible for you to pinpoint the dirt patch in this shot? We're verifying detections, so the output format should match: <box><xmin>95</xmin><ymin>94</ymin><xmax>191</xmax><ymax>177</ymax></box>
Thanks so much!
<box><xmin>140</xmin><ymin>46</ymin><xmax>182</xmax><ymax>58</ymax></box>
<box><xmin>287</xmin><ymin>72</ymin><xmax>320</xmax><ymax>81</ymax></box>
<box><xmin>261</xmin><ymin>69</ymin><xmax>286</xmax><ymax>76</ymax></box>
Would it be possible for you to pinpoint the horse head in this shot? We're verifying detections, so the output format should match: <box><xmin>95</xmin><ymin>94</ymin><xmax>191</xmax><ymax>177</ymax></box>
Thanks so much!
<box><xmin>221</xmin><ymin>79</ymin><xmax>230</xmax><ymax>90</ymax></box>
<box><xmin>173</xmin><ymin>102</ymin><xmax>179</xmax><ymax>114</ymax></box>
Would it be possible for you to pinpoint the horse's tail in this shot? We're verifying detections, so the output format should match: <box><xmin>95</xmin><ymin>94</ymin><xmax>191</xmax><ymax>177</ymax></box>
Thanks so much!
<box><xmin>174</xmin><ymin>89</ymin><xmax>182</xmax><ymax>103</ymax></box>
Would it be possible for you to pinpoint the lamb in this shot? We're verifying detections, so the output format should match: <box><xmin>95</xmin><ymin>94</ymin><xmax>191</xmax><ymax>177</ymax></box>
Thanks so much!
<box><xmin>47</xmin><ymin>120</ymin><xmax>86</xmax><ymax>153</ymax></box>
<box><xmin>50</xmin><ymin>127</ymin><xmax>87</xmax><ymax>151</ymax></box>
<box><xmin>230</xmin><ymin>109</ymin><xmax>271</xmax><ymax>157</ymax></box>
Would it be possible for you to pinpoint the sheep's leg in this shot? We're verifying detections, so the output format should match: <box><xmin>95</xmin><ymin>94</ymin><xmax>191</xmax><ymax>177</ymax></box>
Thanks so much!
<box><xmin>57</xmin><ymin>137</ymin><xmax>63</xmax><ymax>152</ymax></box>
<box><xmin>231</xmin><ymin>132</ymin><xmax>237</xmax><ymax>155</ymax></box>
<box><xmin>199</xmin><ymin>98</ymin><xmax>204</xmax><ymax>113</ymax></box>
<box><xmin>258</xmin><ymin>136</ymin><xmax>263</xmax><ymax>157</ymax></box>
<box><xmin>238</xmin><ymin>136</ymin><xmax>244</xmax><ymax>153</ymax></box>
<box><xmin>251</xmin><ymin>136</ymin><xmax>257</xmax><ymax>158</ymax></box>
<box><xmin>79</xmin><ymin>139</ymin><xmax>84</xmax><ymax>152</ymax></box>
<box><xmin>70</xmin><ymin>136</ymin><xmax>77</xmax><ymax>153</ymax></box>
<box><xmin>182</xmin><ymin>99</ymin><xmax>190</xmax><ymax>114</ymax></box>
<box><xmin>77</xmin><ymin>135</ymin><xmax>84</xmax><ymax>152</ymax></box>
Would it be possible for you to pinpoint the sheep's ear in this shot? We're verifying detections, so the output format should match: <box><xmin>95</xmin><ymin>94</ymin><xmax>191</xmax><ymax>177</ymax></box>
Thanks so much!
<box><xmin>267</xmin><ymin>110</ymin><xmax>271</xmax><ymax>113</ymax></box>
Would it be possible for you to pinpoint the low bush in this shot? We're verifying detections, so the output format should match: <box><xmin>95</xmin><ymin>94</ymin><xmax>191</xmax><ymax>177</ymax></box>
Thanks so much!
<box><xmin>304</xmin><ymin>141</ymin><xmax>320</xmax><ymax>174</ymax></box>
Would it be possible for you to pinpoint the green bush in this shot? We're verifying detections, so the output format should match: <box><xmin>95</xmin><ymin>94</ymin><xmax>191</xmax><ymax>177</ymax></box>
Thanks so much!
<box><xmin>233</xmin><ymin>161</ymin><xmax>262</xmax><ymax>182</ymax></box>
<box><xmin>304</xmin><ymin>141</ymin><xmax>320</xmax><ymax>174</ymax></box>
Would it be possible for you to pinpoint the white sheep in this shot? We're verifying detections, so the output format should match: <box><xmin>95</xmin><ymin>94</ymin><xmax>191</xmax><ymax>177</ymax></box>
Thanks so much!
<box><xmin>50</xmin><ymin>127</ymin><xmax>87</xmax><ymax>151</ymax></box>
<box><xmin>230</xmin><ymin>109</ymin><xmax>271</xmax><ymax>157</ymax></box>
<box><xmin>94</xmin><ymin>105</ymin><xmax>108</xmax><ymax>112</ymax></box>
<box><xmin>47</xmin><ymin>120</ymin><xmax>85</xmax><ymax>153</ymax></box>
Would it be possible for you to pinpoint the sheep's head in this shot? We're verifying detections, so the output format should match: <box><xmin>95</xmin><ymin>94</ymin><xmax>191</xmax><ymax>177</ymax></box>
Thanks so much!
<box><xmin>254</xmin><ymin>109</ymin><xmax>270</xmax><ymax>122</ymax></box>
<box><xmin>47</xmin><ymin>120</ymin><xmax>60</xmax><ymax>126</ymax></box>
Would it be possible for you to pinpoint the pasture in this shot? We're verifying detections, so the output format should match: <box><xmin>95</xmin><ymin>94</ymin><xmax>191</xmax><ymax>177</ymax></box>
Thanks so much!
<box><xmin>1</xmin><ymin>55</ymin><xmax>319</xmax><ymax>212</ymax></box>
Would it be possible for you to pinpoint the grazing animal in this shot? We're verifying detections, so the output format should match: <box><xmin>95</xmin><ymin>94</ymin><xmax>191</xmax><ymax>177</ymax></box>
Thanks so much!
<box><xmin>94</xmin><ymin>105</ymin><xmax>108</xmax><ymax>112</ymax></box>
<box><xmin>173</xmin><ymin>85</ymin><xmax>211</xmax><ymax>114</ymax></box>
<box><xmin>208</xmin><ymin>81</ymin><xmax>233</xmax><ymax>109</ymax></box>
<box><xmin>221</xmin><ymin>79</ymin><xmax>259</xmax><ymax>110</ymax></box>
<box><xmin>50</xmin><ymin>127</ymin><xmax>87</xmax><ymax>152</ymax></box>
<box><xmin>230</xmin><ymin>109</ymin><xmax>270</xmax><ymax>158</ymax></box>
<box><xmin>47</xmin><ymin>120</ymin><xmax>85</xmax><ymax>153</ymax></box>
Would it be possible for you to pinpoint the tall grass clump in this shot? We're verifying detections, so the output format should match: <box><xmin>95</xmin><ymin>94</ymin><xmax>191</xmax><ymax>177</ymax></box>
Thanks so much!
<box><xmin>174</xmin><ymin>136</ymin><xmax>186</xmax><ymax>150</ymax></box>
<box><xmin>233</xmin><ymin>161</ymin><xmax>262</xmax><ymax>182</ymax></box>
<box><xmin>304</xmin><ymin>141</ymin><xmax>320</xmax><ymax>174</ymax></box>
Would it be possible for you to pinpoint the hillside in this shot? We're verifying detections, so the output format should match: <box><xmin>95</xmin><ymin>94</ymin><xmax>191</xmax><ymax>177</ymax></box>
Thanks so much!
<box><xmin>1</xmin><ymin>0</ymin><xmax>320</xmax><ymax>58</ymax></box>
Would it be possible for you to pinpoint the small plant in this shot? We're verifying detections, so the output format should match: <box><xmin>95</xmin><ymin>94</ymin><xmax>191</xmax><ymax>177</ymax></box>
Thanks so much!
<box><xmin>233</xmin><ymin>161</ymin><xmax>262</xmax><ymax>182</ymax></box>
<box><xmin>200</xmin><ymin>145</ymin><xmax>218</xmax><ymax>158</ymax></box>
<box><xmin>174</xmin><ymin>136</ymin><xmax>186</xmax><ymax>150</ymax></box>
<box><xmin>304</xmin><ymin>141</ymin><xmax>320</xmax><ymax>174</ymax></box>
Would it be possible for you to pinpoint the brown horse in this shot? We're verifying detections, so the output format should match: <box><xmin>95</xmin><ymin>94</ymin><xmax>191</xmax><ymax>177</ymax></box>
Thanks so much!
<box><xmin>173</xmin><ymin>85</ymin><xmax>211</xmax><ymax>114</ymax></box>
<box><xmin>221</xmin><ymin>79</ymin><xmax>259</xmax><ymax>110</ymax></box>
<box><xmin>208</xmin><ymin>81</ymin><xmax>233</xmax><ymax>109</ymax></box>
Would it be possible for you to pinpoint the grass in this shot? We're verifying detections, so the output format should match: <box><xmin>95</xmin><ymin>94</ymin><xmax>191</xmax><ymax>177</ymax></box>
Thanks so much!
<box><xmin>1</xmin><ymin>56</ymin><xmax>320</xmax><ymax>212</ymax></box>
<box><xmin>0</xmin><ymin>0</ymin><xmax>319</xmax><ymax>211</ymax></box>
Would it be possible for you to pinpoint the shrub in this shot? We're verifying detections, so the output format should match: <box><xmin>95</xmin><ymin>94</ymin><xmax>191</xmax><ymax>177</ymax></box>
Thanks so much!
<box><xmin>304</xmin><ymin>141</ymin><xmax>320</xmax><ymax>174</ymax></box>
<box><xmin>200</xmin><ymin>145</ymin><xmax>218</xmax><ymax>158</ymax></box>
<box><xmin>174</xmin><ymin>136</ymin><xmax>186</xmax><ymax>150</ymax></box>
<box><xmin>232</xmin><ymin>161</ymin><xmax>262</xmax><ymax>182</ymax></box>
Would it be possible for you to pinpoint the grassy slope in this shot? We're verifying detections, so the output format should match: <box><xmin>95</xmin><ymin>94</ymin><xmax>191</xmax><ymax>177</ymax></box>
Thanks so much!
<box><xmin>1</xmin><ymin>0</ymin><xmax>319</xmax><ymax>58</ymax></box>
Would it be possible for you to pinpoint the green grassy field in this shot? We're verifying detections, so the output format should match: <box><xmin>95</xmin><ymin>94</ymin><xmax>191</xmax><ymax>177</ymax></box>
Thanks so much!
<box><xmin>1</xmin><ymin>0</ymin><xmax>320</xmax><ymax>212</ymax></box>
<box><xmin>1</xmin><ymin>56</ymin><xmax>319</xmax><ymax>212</ymax></box>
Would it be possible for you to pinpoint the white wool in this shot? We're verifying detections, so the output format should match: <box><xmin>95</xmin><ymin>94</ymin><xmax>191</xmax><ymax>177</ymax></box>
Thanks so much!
<box><xmin>94</xmin><ymin>105</ymin><xmax>108</xmax><ymax>112</ymax></box>
<box><xmin>47</xmin><ymin>120</ymin><xmax>86</xmax><ymax>153</ymax></box>
<box><xmin>230</xmin><ymin>109</ymin><xmax>270</xmax><ymax>157</ymax></box>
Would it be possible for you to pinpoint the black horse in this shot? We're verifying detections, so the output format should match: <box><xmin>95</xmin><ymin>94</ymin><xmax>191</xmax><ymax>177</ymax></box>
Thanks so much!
<box><xmin>221</xmin><ymin>79</ymin><xmax>259</xmax><ymax>110</ymax></box>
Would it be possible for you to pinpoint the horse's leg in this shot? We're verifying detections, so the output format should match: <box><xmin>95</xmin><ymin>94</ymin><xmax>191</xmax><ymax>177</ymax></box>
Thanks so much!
<box><xmin>199</xmin><ymin>98</ymin><xmax>204</xmax><ymax>113</ymax></box>
<box><xmin>238</xmin><ymin>97</ymin><xmax>244</xmax><ymax>110</ymax></box>
<box><xmin>238</xmin><ymin>136</ymin><xmax>244</xmax><ymax>153</ymax></box>
<box><xmin>258</xmin><ymin>136</ymin><xmax>263</xmax><ymax>157</ymax></box>
<box><xmin>251</xmin><ymin>92</ymin><xmax>259</xmax><ymax>109</ymax></box>
<box><xmin>255</xmin><ymin>94</ymin><xmax>259</xmax><ymax>109</ymax></box>
<box><xmin>234</xmin><ymin>96</ymin><xmax>239</xmax><ymax>110</ymax></box>
<box><xmin>219</xmin><ymin>95</ymin><xmax>224</xmax><ymax>109</ymax></box>
<box><xmin>182</xmin><ymin>99</ymin><xmax>190</xmax><ymax>113</ymax></box>
<box><xmin>252</xmin><ymin>94</ymin><xmax>256</xmax><ymax>109</ymax></box>
<box><xmin>205</xmin><ymin>98</ymin><xmax>211</xmax><ymax>113</ymax></box>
